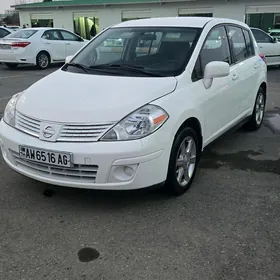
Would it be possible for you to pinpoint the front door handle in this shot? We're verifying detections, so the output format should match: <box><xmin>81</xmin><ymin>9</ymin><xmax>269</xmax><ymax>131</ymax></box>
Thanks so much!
<box><xmin>232</xmin><ymin>73</ymin><xmax>239</xmax><ymax>81</ymax></box>
<box><xmin>65</xmin><ymin>43</ymin><xmax>71</xmax><ymax>45</ymax></box>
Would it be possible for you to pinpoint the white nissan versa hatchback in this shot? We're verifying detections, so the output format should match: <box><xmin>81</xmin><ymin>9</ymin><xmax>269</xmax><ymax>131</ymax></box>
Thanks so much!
<box><xmin>0</xmin><ymin>17</ymin><xmax>267</xmax><ymax>196</ymax></box>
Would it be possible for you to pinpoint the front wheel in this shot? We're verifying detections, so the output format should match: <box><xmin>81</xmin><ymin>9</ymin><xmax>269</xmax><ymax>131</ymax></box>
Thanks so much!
<box><xmin>244</xmin><ymin>87</ymin><xmax>266</xmax><ymax>131</ymax></box>
<box><xmin>164</xmin><ymin>127</ymin><xmax>200</xmax><ymax>196</ymax></box>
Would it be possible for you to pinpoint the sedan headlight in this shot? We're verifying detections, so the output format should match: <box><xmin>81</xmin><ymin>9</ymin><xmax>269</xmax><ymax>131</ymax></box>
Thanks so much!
<box><xmin>3</xmin><ymin>92</ymin><xmax>23</xmax><ymax>127</ymax></box>
<box><xmin>101</xmin><ymin>104</ymin><xmax>169</xmax><ymax>141</ymax></box>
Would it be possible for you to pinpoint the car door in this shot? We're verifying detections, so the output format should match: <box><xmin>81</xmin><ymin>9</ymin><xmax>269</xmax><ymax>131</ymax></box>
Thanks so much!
<box><xmin>227</xmin><ymin>25</ymin><xmax>260</xmax><ymax>115</ymax></box>
<box><xmin>192</xmin><ymin>25</ymin><xmax>236</xmax><ymax>142</ymax></box>
<box><xmin>41</xmin><ymin>30</ymin><xmax>66</xmax><ymax>61</ymax></box>
<box><xmin>251</xmin><ymin>28</ymin><xmax>280</xmax><ymax>65</ymax></box>
<box><xmin>60</xmin><ymin>30</ymin><xmax>85</xmax><ymax>56</ymax></box>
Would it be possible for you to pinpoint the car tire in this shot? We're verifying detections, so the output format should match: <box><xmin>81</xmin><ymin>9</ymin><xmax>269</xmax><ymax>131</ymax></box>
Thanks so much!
<box><xmin>36</xmin><ymin>52</ymin><xmax>50</xmax><ymax>69</ymax></box>
<box><xmin>5</xmin><ymin>63</ymin><xmax>18</xmax><ymax>69</ymax></box>
<box><xmin>244</xmin><ymin>87</ymin><xmax>266</xmax><ymax>131</ymax></box>
<box><xmin>164</xmin><ymin>127</ymin><xmax>200</xmax><ymax>196</ymax></box>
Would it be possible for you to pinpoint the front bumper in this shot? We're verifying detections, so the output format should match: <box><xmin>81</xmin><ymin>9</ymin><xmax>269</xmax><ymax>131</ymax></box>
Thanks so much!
<box><xmin>0</xmin><ymin>120</ymin><xmax>169</xmax><ymax>190</ymax></box>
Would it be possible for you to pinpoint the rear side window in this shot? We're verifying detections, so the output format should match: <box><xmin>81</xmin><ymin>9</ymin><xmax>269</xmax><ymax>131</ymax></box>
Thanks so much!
<box><xmin>0</xmin><ymin>28</ymin><xmax>10</xmax><ymax>38</ymax></box>
<box><xmin>42</xmin><ymin>30</ymin><xmax>63</xmax><ymax>40</ymax></box>
<box><xmin>228</xmin><ymin>26</ymin><xmax>247</xmax><ymax>63</ymax></box>
<box><xmin>6</xmin><ymin>29</ymin><xmax>38</xmax><ymax>39</ymax></box>
<box><xmin>243</xmin><ymin>29</ymin><xmax>255</xmax><ymax>57</ymax></box>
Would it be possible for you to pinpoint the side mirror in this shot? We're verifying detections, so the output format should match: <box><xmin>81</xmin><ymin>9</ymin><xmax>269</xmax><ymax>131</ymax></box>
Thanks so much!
<box><xmin>273</xmin><ymin>37</ymin><xmax>277</xmax><ymax>43</ymax></box>
<box><xmin>203</xmin><ymin>61</ymin><xmax>230</xmax><ymax>89</ymax></box>
<box><xmin>65</xmin><ymin>55</ymin><xmax>74</xmax><ymax>64</ymax></box>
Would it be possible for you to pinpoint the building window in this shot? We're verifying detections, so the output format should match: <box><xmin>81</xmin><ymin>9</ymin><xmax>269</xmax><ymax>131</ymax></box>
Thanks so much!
<box><xmin>73</xmin><ymin>16</ymin><xmax>99</xmax><ymax>40</ymax></box>
<box><xmin>31</xmin><ymin>19</ymin><xmax>53</xmax><ymax>28</ymax></box>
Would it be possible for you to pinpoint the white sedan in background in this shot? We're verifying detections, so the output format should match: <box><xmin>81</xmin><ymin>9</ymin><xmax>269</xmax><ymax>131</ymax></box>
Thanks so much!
<box><xmin>0</xmin><ymin>28</ymin><xmax>88</xmax><ymax>69</ymax></box>
<box><xmin>251</xmin><ymin>27</ymin><xmax>280</xmax><ymax>66</ymax></box>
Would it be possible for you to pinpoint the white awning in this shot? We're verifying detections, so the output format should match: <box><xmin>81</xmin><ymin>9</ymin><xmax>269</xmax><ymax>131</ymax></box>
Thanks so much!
<box><xmin>73</xmin><ymin>12</ymin><xmax>98</xmax><ymax>18</ymax></box>
<box><xmin>178</xmin><ymin>7</ymin><xmax>213</xmax><ymax>15</ymax></box>
<box><xmin>30</xmin><ymin>13</ymin><xmax>53</xmax><ymax>20</ymax></box>
<box><xmin>121</xmin><ymin>9</ymin><xmax>151</xmax><ymax>19</ymax></box>
<box><xmin>246</xmin><ymin>5</ymin><xmax>280</xmax><ymax>14</ymax></box>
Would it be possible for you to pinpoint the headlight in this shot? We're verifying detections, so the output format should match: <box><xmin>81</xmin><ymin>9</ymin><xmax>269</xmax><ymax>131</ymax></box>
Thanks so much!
<box><xmin>3</xmin><ymin>92</ymin><xmax>23</xmax><ymax>127</ymax></box>
<box><xmin>101</xmin><ymin>104</ymin><xmax>169</xmax><ymax>141</ymax></box>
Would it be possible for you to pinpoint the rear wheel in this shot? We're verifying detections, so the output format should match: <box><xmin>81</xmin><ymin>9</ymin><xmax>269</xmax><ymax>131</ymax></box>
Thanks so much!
<box><xmin>5</xmin><ymin>63</ymin><xmax>18</xmax><ymax>69</ymax></box>
<box><xmin>244</xmin><ymin>87</ymin><xmax>266</xmax><ymax>131</ymax></box>
<box><xmin>36</xmin><ymin>52</ymin><xmax>50</xmax><ymax>69</ymax></box>
<box><xmin>164</xmin><ymin>127</ymin><xmax>200</xmax><ymax>196</ymax></box>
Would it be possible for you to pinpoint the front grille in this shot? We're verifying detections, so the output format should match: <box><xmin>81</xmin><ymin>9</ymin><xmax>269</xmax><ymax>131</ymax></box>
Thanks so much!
<box><xmin>16</xmin><ymin>111</ymin><xmax>40</xmax><ymax>137</ymax></box>
<box><xmin>15</xmin><ymin>111</ymin><xmax>115</xmax><ymax>142</ymax></box>
<box><xmin>57</xmin><ymin>123</ymin><xmax>114</xmax><ymax>142</ymax></box>
<box><xmin>11</xmin><ymin>151</ymin><xmax>98</xmax><ymax>183</ymax></box>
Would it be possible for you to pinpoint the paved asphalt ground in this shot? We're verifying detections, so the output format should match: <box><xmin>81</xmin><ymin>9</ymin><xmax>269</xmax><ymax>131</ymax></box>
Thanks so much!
<box><xmin>0</xmin><ymin>64</ymin><xmax>279</xmax><ymax>280</ymax></box>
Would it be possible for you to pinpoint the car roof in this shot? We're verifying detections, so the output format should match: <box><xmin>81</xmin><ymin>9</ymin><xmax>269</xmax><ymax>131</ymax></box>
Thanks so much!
<box><xmin>113</xmin><ymin>17</ymin><xmax>249</xmax><ymax>29</ymax></box>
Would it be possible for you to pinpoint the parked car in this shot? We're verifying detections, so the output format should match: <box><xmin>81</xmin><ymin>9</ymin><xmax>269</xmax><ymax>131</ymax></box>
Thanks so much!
<box><xmin>268</xmin><ymin>24</ymin><xmax>280</xmax><ymax>41</ymax></box>
<box><xmin>0</xmin><ymin>26</ymin><xmax>11</xmax><ymax>38</ymax></box>
<box><xmin>251</xmin><ymin>27</ymin><xmax>280</xmax><ymax>66</ymax></box>
<box><xmin>0</xmin><ymin>17</ymin><xmax>267</xmax><ymax>196</ymax></box>
<box><xmin>0</xmin><ymin>27</ymin><xmax>89</xmax><ymax>69</ymax></box>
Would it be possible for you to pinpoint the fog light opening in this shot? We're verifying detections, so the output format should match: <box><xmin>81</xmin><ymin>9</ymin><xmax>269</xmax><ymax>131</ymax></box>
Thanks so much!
<box><xmin>108</xmin><ymin>164</ymin><xmax>138</xmax><ymax>183</ymax></box>
<box><xmin>124</xmin><ymin>166</ymin><xmax>134</xmax><ymax>177</ymax></box>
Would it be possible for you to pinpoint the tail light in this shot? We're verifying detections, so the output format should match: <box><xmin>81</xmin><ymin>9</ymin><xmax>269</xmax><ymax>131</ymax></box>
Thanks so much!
<box><xmin>11</xmin><ymin>42</ymin><xmax>31</xmax><ymax>48</ymax></box>
<box><xmin>259</xmin><ymin>53</ymin><xmax>266</xmax><ymax>64</ymax></box>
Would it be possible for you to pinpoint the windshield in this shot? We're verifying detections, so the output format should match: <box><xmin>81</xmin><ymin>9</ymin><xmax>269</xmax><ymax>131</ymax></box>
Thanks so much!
<box><xmin>6</xmin><ymin>29</ymin><xmax>38</xmax><ymax>39</ymax></box>
<box><xmin>66</xmin><ymin>26</ymin><xmax>202</xmax><ymax>77</ymax></box>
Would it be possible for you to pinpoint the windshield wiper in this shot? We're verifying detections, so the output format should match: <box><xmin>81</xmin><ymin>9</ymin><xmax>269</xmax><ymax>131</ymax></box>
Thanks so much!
<box><xmin>89</xmin><ymin>64</ymin><xmax>164</xmax><ymax>77</ymax></box>
<box><xmin>66</xmin><ymin>63</ymin><xmax>90</xmax><ymax>73</ymax></box>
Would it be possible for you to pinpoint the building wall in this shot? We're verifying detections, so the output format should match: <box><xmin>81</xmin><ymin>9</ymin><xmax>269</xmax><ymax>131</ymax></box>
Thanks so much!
<box><xmin>18</xmin><ymin>0</ymin><xmax>280</xmax><ymax>31</ymax></box>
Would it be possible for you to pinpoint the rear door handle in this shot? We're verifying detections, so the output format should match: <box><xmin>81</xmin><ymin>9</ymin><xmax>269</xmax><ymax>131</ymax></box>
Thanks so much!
<box><xmin>65</xmin><ymin>43</ymin><xmax>71</xmax><ymax>45</ymax></box>
<box><xmin>44</xmin><ymin>42</ymin><xmax>51</xmax><ymax>45</ymax></box>
<box><xmin>232</xmin><ymin>73</ymin><xmax>239</xmax><ymax>81</ymax></box>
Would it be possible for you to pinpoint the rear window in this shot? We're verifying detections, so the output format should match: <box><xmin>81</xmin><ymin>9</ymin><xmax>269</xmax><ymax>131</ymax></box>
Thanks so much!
<box><xmin>6</xmin><ymin>29</ymin><xmax>38</xmax><ymax>39</ymax></box>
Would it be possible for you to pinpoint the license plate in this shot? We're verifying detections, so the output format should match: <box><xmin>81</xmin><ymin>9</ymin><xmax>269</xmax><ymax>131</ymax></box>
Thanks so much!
<box><xmin>0</xmin><ymin>44</ymin><xmax>11</xmax><ymax>49</ymax></box>
<box><xmin>19</xmin><ymin>146</ymin><xmax>72</xmax><ymax>167</ymax></box>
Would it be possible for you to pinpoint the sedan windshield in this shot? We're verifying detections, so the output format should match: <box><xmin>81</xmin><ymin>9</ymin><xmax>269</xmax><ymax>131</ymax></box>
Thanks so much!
<box><xmin>65</xmin><ymin>26</ymin><xmax>202</xmax><ymax>77</ymax></box>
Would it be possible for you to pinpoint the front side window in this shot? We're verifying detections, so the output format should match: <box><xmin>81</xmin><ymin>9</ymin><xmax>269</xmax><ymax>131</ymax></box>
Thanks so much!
<box><xmin>60</xmin><ymin>30</ymin><xmax>81</xmax><ymax>41</ymax></box>
<box><xmin>251</xmin><ymin>29</ymin><xmax>274</xmax><ymax>43</ymax></box>
<box><xmin>65</xmin><ymin>26</ymin><xmax>202</xmax><ymax>77</ymax></box>
<box><xmin>5</xmin><ymin>29</ymin><xmax>38</xmax><ymax>39</ymax></box>
<box><xmin>198</xmin><ymin>26</ymin><xmax>231</xmax><ymax>77</ymax></box>
<box><xmin>228</xmin><ymin>26</ymin><xmax>247</xmax><ymax>63</ymax></box>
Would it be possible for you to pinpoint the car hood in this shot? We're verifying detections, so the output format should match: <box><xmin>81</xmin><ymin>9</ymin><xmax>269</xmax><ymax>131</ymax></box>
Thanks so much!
<box><xmin>16</xmin><ymin>70</ymin><xmax>177</xmax><ymax>123</ymax></box>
